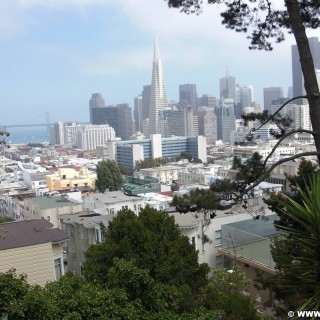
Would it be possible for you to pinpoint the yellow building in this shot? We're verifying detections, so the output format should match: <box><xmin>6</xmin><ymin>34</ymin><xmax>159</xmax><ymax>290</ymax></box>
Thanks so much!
<box><xmin>0</xmin><ymin>219</ymin><xmax>68</xmax><ymax>286</ymax></box>
<box><xmin>46</xmin><ymin>167</ymin><xmax>96</xmax><ymax>192</ymax></box>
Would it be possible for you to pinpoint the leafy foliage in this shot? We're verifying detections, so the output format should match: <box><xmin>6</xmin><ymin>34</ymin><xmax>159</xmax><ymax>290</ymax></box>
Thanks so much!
<box><xmin>135</xmin><ymin>157</ymin><xmax>170</xmax><ymax>170</ymax></box>
<box><xmin>84</xmin><ymin>207</ymin><xmax>210</xmax><ymax>292</ymax></box>
<box><xmin>0</xmin><ymin>214</ymin><xmax>258</xmax><ymax>319</ymax></box>
<box><xmin>0</xmin><ymin>130</ymin><xmax>10</xmax><ymax>146</ymax></box>
<box><xmin>95</xmin><ymin>159</ymin><xmax>124</xmax><ymax>192</ymax></box>
<box><xmin>265</xmin><ymin>160</ymin><xmax>318</xmax><ymax>228</ymax></box>
<box><xmin>0</xmin><ymin>217</ymin><xmax>14</xmax><ymax>223</ymax></box>
<box><xmin>165</xmin><ymin>0</ymin><xmax>320</xmax><ymax>51</ymax></box>
<box><xmin>171</xmin><ymin>188</ymin><xmax>218</xmax><ymax>218</ymax></box>
<box><xmin>201</xmin><ymin>267</ymin><xmax>258</xmax><ymax>320</ymax></box>
<box><xmin>271</xmin><ymin>172</ymin><xmax>320</xmax><ymax>313</ymax></box>
<box><xmin>235</xmin><ymin>152</ymin><xmax>266</xmax><ymax>191</ymax></box>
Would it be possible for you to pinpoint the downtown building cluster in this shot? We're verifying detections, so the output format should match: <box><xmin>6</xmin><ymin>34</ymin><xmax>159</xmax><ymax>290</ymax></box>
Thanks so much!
<box><xmin>1</xmin><ymin>37</ymin><xmax>320</xmax><ymax>312</ymax></box>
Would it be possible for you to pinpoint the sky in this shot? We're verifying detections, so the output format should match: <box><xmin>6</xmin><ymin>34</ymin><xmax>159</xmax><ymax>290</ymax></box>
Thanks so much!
<box><xmin>0</xmin><ymin>0</ymin><xmax>319</xmax><ymax>125</ymax></box>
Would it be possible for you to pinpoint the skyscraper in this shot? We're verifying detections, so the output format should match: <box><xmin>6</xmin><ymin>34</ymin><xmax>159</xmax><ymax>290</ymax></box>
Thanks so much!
<box><xmin>142</xmin><ymin>85</ymin><xmax>151</xmax><ymax>120</ymax></box>
<box><xmin>148</xmin><ymin>38</ymin><xmax>168</xmax><ymax>136</ymax></box>
<box><xmin>134</xmin><ymin>95</ymin><xmax>143</xmax><ymax>132</ymax></box>
<box><xmin>198</xmin><ymin>107</ymin><xmax>217</xmax><ymax>145</ymax></box>
<box><xmin>220</xmin><ymin>72</ymin><xmax>236</xmax><ymax>101</ymax></box>
<box><xmin>240</xmin><ymin>85</ymin><xmax>254</xmax><ymax>109</ymax></box>
<box><xmin>179</xmin><ymin>84</ymin><xmax>197</xmax><ymax>113</ymax></box>
<box><xmin>197</xmin><ymin>94</ymin><xmax>217</xmax><ymax>109</ymax></box>
<box><xmin>263</xmin><ymin>87</ymin><xmax>283</xmax><ymax>113</ymax></box>
<box><xmin>89</xmin><ymin>93</ymin><xmax>105</xmax><ymax>123</ymax></box>
<box><xmin>215</xmin><ymin>100</ymin><xmax>236</xmax><ymax>143</ymax></box>
<box><xmin>91</xmin><ymin>104</ymin><xmax>132</xmax><ymax>140</ymax></box>
<box><xmin>292</xmin><ymin>37</ymin><xmax>320</xmax><ymax>104</ymax></box>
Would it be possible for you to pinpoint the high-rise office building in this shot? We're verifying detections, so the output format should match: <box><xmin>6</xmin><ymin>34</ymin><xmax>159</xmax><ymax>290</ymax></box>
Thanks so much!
<box><xmin>292</xmin><ymin>36</ymin><xmax>320</xmax><ymax>104</ymax></box>
<box><xmin>91</xmin><ymin>104</ymin><xmax>133</xmax><ymax>140</ymax></box>
<box><xmin>116</xmin><ymin>103</ymin><xmax>133</xmax><ymax>140</ymax></box>
<box><xmin>142</xmin><ymin>85</ymin><xmax>151</xmax><ymax>120</ymax></box>
<box><xmin>148</xmin><ymin>38</ymin><xmax>168</xmax><ymax>136</ymax></box>
<box><xmin>134</xmin><ymin>95</ymin><xmax>143</xmax><ymax>132</ymax></box>
<box><xmin>179</xmin><ymin>84</ymin><xmax>197</xmax><ymax>113</ymax></box>
<box><xmin>240</xmin><ymin>85</ymin><xmax>254</xmax><ymax>109</ymax></box>
<box><xmin>263</xmin><ymin>87</ymin><xmax>283</xmax><ymax>113</ymax></box>
<box><xmin>215</xmin><ymin>100</ymin><xmax>236</xmax><ymax>143</ymax></box>
<box><xmin>49</xmin><ymin>121</ymin><xmax>65</xmax><ymax>145</ymax></box>
<box><xmin>197</xmin><ymin>107</ymin><xmax>217</xmax><ymax>145</ymax></box>
<box><xmin>197</xmin><ymin>94</ymin><xmax>217</xmax><ymax>109</ymax></box>
<box><xmin>220</xmin><ymin>73</ymin><xmax>236</xmax><ymax>101</ymax></box>
<box><xmin>89</xmin><ymin>93</ymin><xmax>105</xmax><ymax>123</ymax></box>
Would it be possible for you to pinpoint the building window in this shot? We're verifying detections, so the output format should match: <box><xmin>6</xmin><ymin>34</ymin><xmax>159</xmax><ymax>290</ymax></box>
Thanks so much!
<box><xmin>47</xmin><ymin>216</ymin><xmax>51</xmax><ymax>221</ymax></box>
<box><xmin>95</xmin><ymin>229</ymin><xmax>100</xmax><ymax>242</ymax></box>
<box><xmin>216</xmin><ymin>255</ymin><xmax>223</xmax><ymax>268</ymax></box>
<box><xmin>54</xmin><ymin>258</ymin><xmax>63</xmax><ymax>280</ymax></box>
<box><xmin>215</xmin><ymin>230</ymin><xmax>222</xmax><ymax>245</ymax></box>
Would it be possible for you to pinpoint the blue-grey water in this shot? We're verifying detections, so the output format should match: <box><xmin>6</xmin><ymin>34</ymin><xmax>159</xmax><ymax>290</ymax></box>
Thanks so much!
<box><xmin>5</xmin><ymin>127</ymin><xmax>48</xmax><ymax>144</ymax></box>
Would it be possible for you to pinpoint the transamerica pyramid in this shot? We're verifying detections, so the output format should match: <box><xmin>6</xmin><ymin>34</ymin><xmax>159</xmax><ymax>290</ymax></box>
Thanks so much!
<box><xmin>148</xmin><ymin>37</ymin><xmax>168</xmax><ymax>135</ymax></box>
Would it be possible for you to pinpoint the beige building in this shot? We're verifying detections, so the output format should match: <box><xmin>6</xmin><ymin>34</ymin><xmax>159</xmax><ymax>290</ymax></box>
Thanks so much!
<box><xmin>24</xmin><ymin>196</ymin><xmax>83</xmax><ymax>228</ymax></box>
<box><xmin>0</xmin><ymin>219</ymin><xmax>68</xmax><ymax>286</ymax></box>
<box><xmin>46</xmin><ymin>167</ymin><xmax>96</xmax><ymax>192</ymax></box>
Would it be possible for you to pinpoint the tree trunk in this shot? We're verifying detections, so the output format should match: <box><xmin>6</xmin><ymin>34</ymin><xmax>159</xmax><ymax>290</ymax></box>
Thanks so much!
<box><xmin>285</xmin><ymin>0</ymin><xmax>320</xmax><ymax>157</ymax></box>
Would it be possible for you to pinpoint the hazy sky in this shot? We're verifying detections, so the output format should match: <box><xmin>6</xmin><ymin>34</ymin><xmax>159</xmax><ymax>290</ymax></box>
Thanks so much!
<box><xmin>1</xmin><ymin>0</ymin><xmax>319</xmax><ymax>125</ymax></box>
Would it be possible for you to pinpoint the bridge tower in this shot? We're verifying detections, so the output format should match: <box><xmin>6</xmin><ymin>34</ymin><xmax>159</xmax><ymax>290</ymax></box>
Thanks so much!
<box><xmin>46</xmin><ymin>111</ymin><xmax>50</xmax><ymax>140</ymax></box>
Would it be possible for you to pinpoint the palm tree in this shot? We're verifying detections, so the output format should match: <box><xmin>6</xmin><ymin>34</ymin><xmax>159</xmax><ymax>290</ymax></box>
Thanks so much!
<box><xmin>272</xmin><ymin>172</ymin><xmax>320</xmax><ymax>312</ymax></box>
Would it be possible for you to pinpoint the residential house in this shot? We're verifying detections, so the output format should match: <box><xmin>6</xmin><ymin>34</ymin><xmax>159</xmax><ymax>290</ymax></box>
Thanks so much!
<box><xmin>46</xmin><ymin>167</ymin><xmax>96</xmax><ymax>193</ymax></box>
<box><xmin>83</xmin><ymin>190</ymin><xmax>145</xmax><ymax>215</ymax></box>
<box><xmin>60</xmin><ymin>212</ymin><xmax>115</xmax><ymax>276</ymax></box>
<box><xmin>0</xmin><ymin>219</ymin><xmax>68</xmax><ymax>286</ymax></box>
<box><xmin>24</xmin><ymin>196</ymin><xmax>83</xmax><ymax>228</ymax></box>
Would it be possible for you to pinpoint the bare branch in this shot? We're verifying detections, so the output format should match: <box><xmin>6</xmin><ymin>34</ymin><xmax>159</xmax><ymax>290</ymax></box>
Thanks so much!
<box><xmin>238</xmin><ymin>151</ymin><xmax>320</xmax><ymax>200</ymax></box>
<box><xmin>263</xmin><ymin>128</ymin><xmax>317</xmax><ymax>166</ymax></box>
<box><xmin>251</xmin><ymin>95</ymin><xmax>307</xmax><ymax>132</ymax></box>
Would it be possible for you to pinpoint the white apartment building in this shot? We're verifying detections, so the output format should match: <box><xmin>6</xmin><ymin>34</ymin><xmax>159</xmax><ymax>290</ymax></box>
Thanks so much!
<box><xmin>18</xmin><ymin>162</ymin><xmax>50</xmax><ymax>192</ymax></box>
<box><xmin>64</xmin><ymin>122</ymin><xmax>81</xmax><ymax>148</ymax></box>
<box><xmin>233</xmin><ymin>145</ymin><xmax>295</xmax><ymax>160</ymax></box>
<box><xmin>139</xmin><ymin>166</ymin><xmax>178</xmax><ymax>184</ymax></box>
<box><xmin>76</xmin><ymin>124</ymin><xmax>116</xmax><ymax>151</ymax></box>
<box><xmin>83</xmin><ymin>191</ymin><xmax>145</xmax><ymax>215</ymax></box>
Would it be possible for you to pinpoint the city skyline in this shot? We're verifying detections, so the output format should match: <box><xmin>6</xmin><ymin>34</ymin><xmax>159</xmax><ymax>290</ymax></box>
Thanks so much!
<box><xmin>1</xmin><ymin>0</ymin><xmax>319</xmax><ymax>125</ymax></box>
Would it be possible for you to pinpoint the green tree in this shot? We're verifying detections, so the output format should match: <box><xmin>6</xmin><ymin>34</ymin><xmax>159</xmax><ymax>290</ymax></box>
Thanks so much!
<box><xmin>0</xmin><ymin>217</ymin><xmax>14</xmax><ymax>223</ymax></box>
<box><xmin>180</xmin><ymin>152</ymin><xmax>192</xmax><ymax>161</ymax></box>
<box><xmin>236</xmin><ymin>152</ymin><xmax>266</xmax><ymax>190</ymax></box>
<box><xmin>201</xmin><ymin>267</ymin><xmax>259</xmax><ymax>320</ymax></box>
<box><xmin>172</xmin><ymin>188</ymin><xmax>218</xmax><ymax>219</ymax></box>
<box><xmin>271</xmin><ymin>172</ymin><xmax>320</xmax><ymax>313</ymax></box>
<box><xmin>135</xmin><ymin>157</ymin><xmax>170</xmax><ymax>171</ymax></box>
<box><xmin>0</xmin><ymin>269</ymin><xmax>29</xmax><ymax>318</ymax></box>
<box><xmin>84</xmin><ymin>207</ymin><xmax>210</xmax><ymax>313</ymax></box>
<box><xmin>265</xmin><ymin>160</ymin><xmax>318</xmax><ymax>228</ymax></box>
<box><xmin>84</xmin><ymin>207</ymin><xmax>209</xmax><ymax>288</ymax></box>
<box><xmin>0</xmin><ymin>129</ymin><xmax>10</xmax><ymax>146</ymax></box>
<box><xmin>95</xmin><ymin>160</ymin><xmax>124</xmax><ymax>192</ymax></box>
